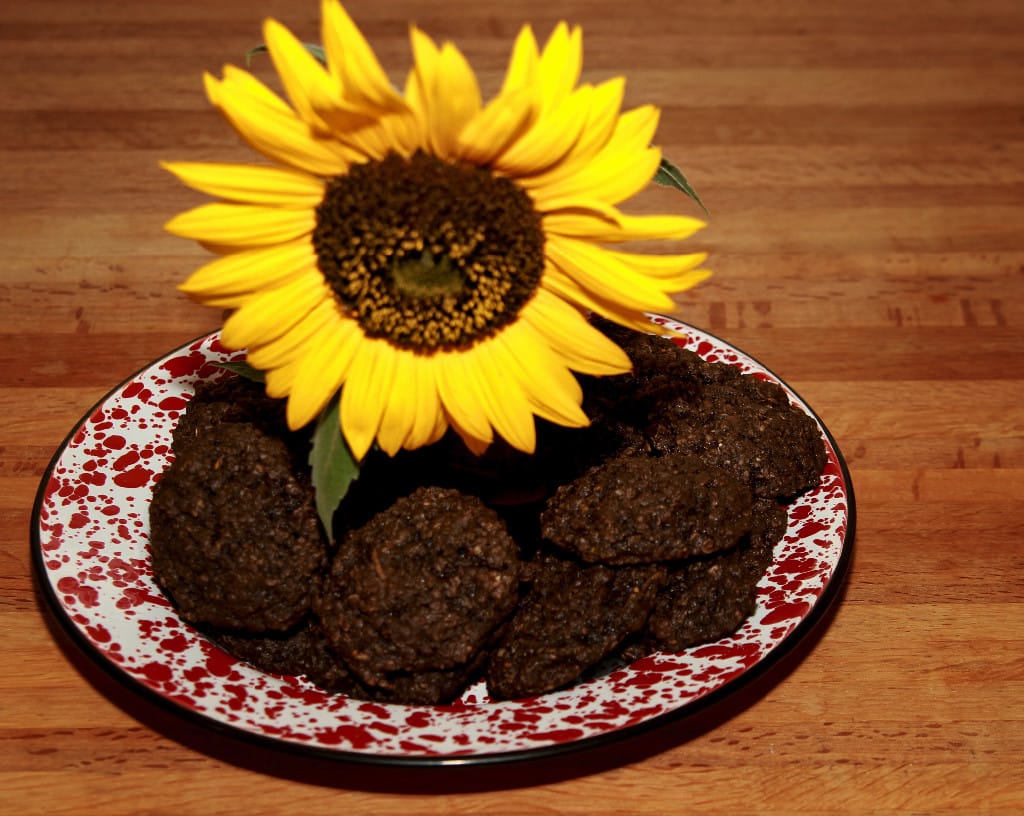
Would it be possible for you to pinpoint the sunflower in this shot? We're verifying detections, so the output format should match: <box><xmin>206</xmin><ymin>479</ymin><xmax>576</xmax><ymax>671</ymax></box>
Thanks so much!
<box><xmin>163</xmin><ymin>0</ymin><xmax>710</xmax><ymax>461</ymax></box>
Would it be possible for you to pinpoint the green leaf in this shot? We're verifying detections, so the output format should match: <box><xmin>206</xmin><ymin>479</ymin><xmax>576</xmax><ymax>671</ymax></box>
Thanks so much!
<box><xmin>653</xmin><ymin>156</ymin><xmax>710</xmax><ymax>216</ymax></box>
<box><xmin>246</xmin><ymin>42</ymin><xmax>327</xmax><ymax>66</ymax></box>
<box><xmin>214</xmin><ymin>360</ymin><xmax>266</xmax><ymax>382</ymax></box>
<box><xmin>309</xmin><ymin>395</ymin><xmax>359</xmax><ymax>539</ymax></box>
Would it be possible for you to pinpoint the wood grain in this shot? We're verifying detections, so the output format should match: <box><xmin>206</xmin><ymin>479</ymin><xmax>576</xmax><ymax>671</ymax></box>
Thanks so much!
<box><xmin>2</xmin><ymin>0</ymin><xmax>1022</xmax><ymax>813</ymax></box>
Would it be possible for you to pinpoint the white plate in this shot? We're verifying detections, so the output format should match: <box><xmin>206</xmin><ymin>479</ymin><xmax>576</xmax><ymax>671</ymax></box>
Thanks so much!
<box><xmin>32</xmin><ymin>316</ymin><xmax>854</xmax><ymax>765</ymax></box>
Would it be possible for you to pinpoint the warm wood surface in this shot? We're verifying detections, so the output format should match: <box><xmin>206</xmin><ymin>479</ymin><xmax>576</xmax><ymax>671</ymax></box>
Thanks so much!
<box><xmin>3</xmin><ymin>0</ymin><xmax>1022</xmax><ymax>813</ymax></box>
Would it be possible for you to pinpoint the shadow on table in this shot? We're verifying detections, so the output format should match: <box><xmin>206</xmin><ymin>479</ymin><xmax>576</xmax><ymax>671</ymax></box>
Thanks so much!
<box><xmin>37</xmin><ymin>569</ymin><xmax>849</xmax><ymax>793</ymax></box>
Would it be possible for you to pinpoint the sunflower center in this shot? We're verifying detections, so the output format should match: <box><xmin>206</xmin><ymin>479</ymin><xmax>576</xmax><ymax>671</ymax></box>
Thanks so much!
<box><xmin>313</xmin><ymin>151</ymin><xmax>545</xmax><ymax>351</ymax></box>
<box><xmin>390</xmin><ymin>249</ymin><xmax>465</xmax><ymax>300</ymax></box>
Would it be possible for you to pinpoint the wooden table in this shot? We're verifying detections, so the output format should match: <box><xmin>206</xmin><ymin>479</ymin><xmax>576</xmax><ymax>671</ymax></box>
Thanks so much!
<box><xmin>3</xmin><ymin>0</ymin><xmax>1022</xmax><ymax>812</ymax></box>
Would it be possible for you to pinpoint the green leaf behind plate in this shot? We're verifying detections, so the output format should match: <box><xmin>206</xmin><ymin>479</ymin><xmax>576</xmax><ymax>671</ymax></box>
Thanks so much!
<box><xmin>214</xmin><ymin>360</ymin><xmax>265</xmax><ymax>382</ymax></box>
<box><xmin>653</xmin><ymin>156</ymin><xmax>709</xmax><ymax>215</ymax></box>
<box><xmin>309</xmin><ymin>396</ymin><xmax>359</xmax><ymax>539</ymax></box>
<box><xmin>246</xmin><ymin>42</ymin><xmax>326</xmax><ymax>66</ymax></box>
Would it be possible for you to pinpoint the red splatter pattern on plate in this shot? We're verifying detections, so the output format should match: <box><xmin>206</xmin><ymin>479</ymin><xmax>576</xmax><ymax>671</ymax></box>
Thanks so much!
<box><xmin>34</xmin><ymin>318</ymin><xmax>851</xmax><ymax>762</ymax></box>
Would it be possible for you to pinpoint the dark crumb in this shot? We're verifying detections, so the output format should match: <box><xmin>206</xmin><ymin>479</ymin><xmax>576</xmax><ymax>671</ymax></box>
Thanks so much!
<box><xmin>641</xmin><ymin>500</ymin><xmax>788</xmax><ymax>652</ymax></box>
<box><xmin>212</xmin><ymin>611</ymin><xmax>495</xmax><ymax>704</ymax></box>
<box><xmin>541</xmin><ymin>452</ymin><xmax>754</xmax><ymax>564</ymax></box>
<box><xmin>173</xmin><ymin>375</ymin><xmax>290</xmax><ymax>455</ymax></box>
<box><xmin>149</xmin><ymin>422</ymin><xmax>327</xmax><ymax>632</ymax></box>
<box><xmin>210</xmin><ymin>616</ymin><xmax>365</xmax><ymax>694</ymax></box>
<box><xmin>647</xmin><ymin>372</ymin><xmax>827</xmax><ymax>500</ymax></box>
<box><xmin>358</xmin><ymin>647</ymin><xmax>494</xmax><ymax>705</ymax></box>
<box><xmin>750</xmin><ymin>498</ymin><xmax>790</xmax><ymax>559</ymax></box>
<box><xmin>211</xmin><ymin>620</ymin><xmax>320</xmax><ymax>677</ymax></box>
<box><xmin>580</xmin><ymin>317</ymin><xmax>828</xmax><ymax>500</ymax></box>
<box><xmin>486</xmin><ymin>551</ymin><xmax>666</xmax><ymax>700</ymax></box>
<box><xmin>314</xmin><ymin>486</ymin><xmax>522</xmax><ymax>693</ymax></box>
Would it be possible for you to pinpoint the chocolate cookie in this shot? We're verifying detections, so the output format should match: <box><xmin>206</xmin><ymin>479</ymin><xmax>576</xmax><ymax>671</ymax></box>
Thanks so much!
<box><xmin>150</xmin><ymin>422</ymin><xmax>328</xmax><ymax>631</ymax></box>
<box><xmin>487</xmin><ymin>551</ymin><xmax>666</xmax><ymax>699</ymax></box>
<box><xmin>540</xmin><ymin>452</ymin><xmax>754</xmax><ymax>564</ymax></box>
<box><xmin>314</xmin><ymin>486</ymin><xmax>522</xmax><ymax>692</ymax></box>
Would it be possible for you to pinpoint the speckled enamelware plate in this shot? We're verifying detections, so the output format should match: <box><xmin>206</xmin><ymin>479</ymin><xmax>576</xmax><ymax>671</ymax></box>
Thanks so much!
<box><xmin>32</xmin><ymin>316</ymin><xmax>854</xmax><ymax>766</ymax></box>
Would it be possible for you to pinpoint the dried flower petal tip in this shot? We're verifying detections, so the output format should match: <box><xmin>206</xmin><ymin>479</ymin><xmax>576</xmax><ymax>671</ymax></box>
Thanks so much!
<box><xmin>164</xmin><ymin>0</ymin><xmax>710</xmax><ymax>466</ymax></box>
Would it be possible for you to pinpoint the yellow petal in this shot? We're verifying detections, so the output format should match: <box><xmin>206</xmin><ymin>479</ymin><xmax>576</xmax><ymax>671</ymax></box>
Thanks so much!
<box><xmin>264</xmin><ymin>352</ymin><xmax>305</xmax><ymax>399</ymax></box>
<box><xmin>164</xmin><ymin>202</ymin><xmax>315</xmax><ymax>249</ymax></box>
<box><xmin>264</xmin><ymin>18</ymin><xmax>339</xmax><ymax>133</ymax></box>
<box><xmin>520</xmin><ymin>289</ymin><xmax>632</xmax><ymax>376</ymax></box>
<box><xmin>445</xmin><ymin>416</ymin><xmax>491</xmax><ymax>456</ymax></box>
<box><xmin>536</xmin><ymin>23</ymin><xmax>582</xmax><ymax>113</ymax></box>
<box><xmin>541</xmin><ymin>271</ymin><xmax>665</xmax><ymax>334</ymax></box>
<box><xmin>205</xmin><ymin>68</ymin><xmax>351</xmax><ymax>176</ymax></box>
<box><xmin>545</xmin><ymin>234</ymin><xmax>677</xmax><ymax>313</ymax></box>
<box><xmin>221</xmin><ymin>271</ymin><xmax>330</xmax><ymax>349</ymax></box>
<box><xmin>161</xmin><ymin>161</ymin><xmax>325</xmax><ymax>207</ymax></box>
<box><xmin>529</xmin><ymin>196</ymin><xmax>622</xmax><ymax>221</ymax></box>
<box><xmin>434</xmin><ymin>351</ymin><xmax>494</xmax><ymax>447</ymax></box>
<box><xmin>466</xmin><ymin>24</ymin><xmax>540</xmax><ymax>156</ymax></box>
<box><xmin>541</xmin><ymin>206</ymin><xmax>618</xmax><ymax>239</ymax></box>
<box><xmin>600</xmin><ymin>247</ymin><xmax>710</xmax><ymax>279</ymax></box>
<box><xmin>469</xmin><ymin>341</ymin><xmax>537</xmax><ymax>453</ymax></box>
<box><xmin>492</xmin><ymin>84</ymin><xmax>593</xmax><ymax>177</ymax></box>
<box><xmin>408</xmin><ymin>34</ymin><xmax>481</xmax><ymax>159</ymax></box>
<box><xmin>590</xmin><ymin>247</ymin><xmax>714</xmax><ymax>292</ymax></box>
<box><xmin>544</xmin><ymin>210</ymin><xmax>705</xmax><ymax>243</ymax></box>
<box><xmin>211</xmin><ymin>64</ymin><xmax>293</xmax><ymax>113</ymax></box>
<box><xmin>313</xmin><ymin>104</ymin><xmax>388</xmax><ymax>145</ymax></box>
<box><xmin>390</xmin><ymin>108</ymin><xmax>429</xmax><ymax>156</ymax></box>
<box><xmin>501</xmin><ymin>24</ymin><xmax>540</xmax><ymax>95</ymax></box>
<box><xmin>427</xmin><ymin>43</ymin><xmax>482</xmax><ymax>159</ymax></box>
<box><xmin>417</xmin><ymin>369</ymin><xmax>451</xmax><ymax>449</ymax></box>
<box><xmin>178</xmin><ymin>240</ymin><xmax>317</xmax><ymax>305</ymax></box>
<box><xmin>523</xmin><ymin>105</ymin><xmax>661</xmax><ymax>205</ymax></box>
<box><xmin>245</xmin><ymin>297</ymin><xmax>338</xmax><ymax>370</ymax></box>
<box><xmin>533</xmin><ymin>145</ymin><xmax>661</xmax><ymax>208</ymax></box>
<box><xmin>284</xmin><ymin>12</ymin><xmax>390</xmax><ymax>140</ymax></box>
<box><xmin>520</xmin><ymin>77</ymin><xmax>625</xmax><ymax>188</ymax></box>
<box><xmin>492</xmin><ymin>321</ymin><xmax>587</xmax><ymax>427</ymax></box>
<box><xmin>374</xmin><ymin>349</ymin><xmax>415</xmax><ymax>455</ymax></box>
<box><xmin>339</xmin><ymin>337</ymin><xmax>398</xmax><ymax>460</ymax></box>
<box><xmin>286</xmin><ymin>317</ymin><xmax>360</xmax><ymax>428</ymax></box>
<box><xmin>406</xmin><ymin>26</ymin><xmax>440</xmax><ymax>130</ymax></box>
<box><xmin>334</xmin><ymin>112</ymin><xmax>421</xmax><ymax>161</ymax></box>
<box><xmin>321</xmin><ymin>0</ymin><xmax>406</xmax><ymax>115</ymax></box>
<box><xmin>376</xmin><ymin>348</ymin><xmax>443</xmax><ymax>455</ymax></box>
<box><xmin>666</xmin><ymin>267</ymin><xmax>713</xmax><ymax>291</ymax></box>
<box><xmin>583</xmin><ymin>102</ymin><xmax>660</xmax><ymax>151</ymax></box>
<box><xmin>404</xmin><ymin>355</ymin><xmax>447</xmax><ymax>450</ymax></box>
<box><xmin>454</xmin><ymin>86</ymin><xmax>533</xmax><ymax>166</ymax></box>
